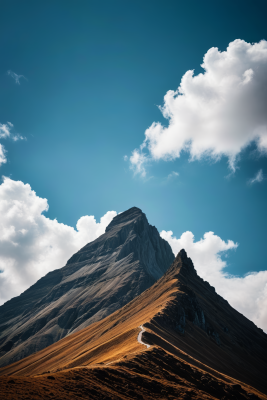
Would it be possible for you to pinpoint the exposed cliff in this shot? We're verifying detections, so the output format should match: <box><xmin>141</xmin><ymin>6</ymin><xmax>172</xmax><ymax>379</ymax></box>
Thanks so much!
<box><xmin>0</xmin><ymin>207</ymin><xmax>174</xmax><ymax>367</ymax></box>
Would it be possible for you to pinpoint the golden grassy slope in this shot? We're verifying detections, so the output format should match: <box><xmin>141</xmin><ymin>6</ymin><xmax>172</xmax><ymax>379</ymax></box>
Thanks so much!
<box><xmin>0</xmin><ymin>251</ymin><xmax>267</xmax><ymax>400</ymax></box>
<box><xmin>0</xmin><ymin>276</ymin><xmax>177</xmax><ymax>377</ymax></box>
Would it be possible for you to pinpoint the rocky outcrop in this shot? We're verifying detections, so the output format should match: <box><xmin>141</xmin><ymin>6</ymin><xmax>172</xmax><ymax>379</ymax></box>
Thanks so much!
<box><xmin>0</xmin><ymin>207</ymin><xmax>174</xmax><ymax>367</ymax></box>
<box><xmin>153</xmin><ymin>286</ymin><xmax>221</xmax><ymax>345</ymax></box>
<box><xmin>150</xmin><ymin>249</ymin><xmax>267</xmax><ymax>352</ymax></box>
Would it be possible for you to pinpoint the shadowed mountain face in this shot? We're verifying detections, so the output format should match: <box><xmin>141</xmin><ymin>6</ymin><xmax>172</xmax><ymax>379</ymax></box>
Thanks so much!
<box><xmin>1</xmin><ymin>250</ymin><xmax>267</xmax><ymax>400</ymax></box>
<box><xmin>0</xmin><ymin>207</ymin><xmax>174</xmax><ymax>367</ymax></box>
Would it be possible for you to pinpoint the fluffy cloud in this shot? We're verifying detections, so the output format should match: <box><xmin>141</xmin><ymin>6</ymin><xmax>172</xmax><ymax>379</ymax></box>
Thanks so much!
<box><xmin>0</xmin><ymin>122</ymin><xmax>13</xmax><ymax>139</ymax></box>
<box><xmin>0</xmin><ymin>177</ymin><xmax>116</xmax><ymax>305</ymax></box>
<box><xmin>1</xmin><ymin>177</ymin><xmax>266</xmax><ymax>332</ymax></box>
<box><xmin>161</xmin><ymin>230</ymin><xmax>267</xmax><ymax>332</ymax></box>
<box><xmin>130</xmin><ymin>149</ymin><xmax>148</xmax><ymax>177</ymax></box>
<box><xmin>131</xmin><ymin>39</ymin><xmax>267</xmax><ymax>174</ymax></box>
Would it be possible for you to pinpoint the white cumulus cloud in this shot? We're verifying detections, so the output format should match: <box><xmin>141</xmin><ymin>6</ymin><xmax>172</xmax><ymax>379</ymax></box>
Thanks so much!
<box><xmin>1</xmin><ymin>177</ymin><xmax>266</xmax><ymax>332</ymax></box>
<box><xmin>161</xmin><ymin>230</ymin><xmax>267</xmax><ymax>332</ymax></box>
<box><xmin>130</xmin><ymin>149</ymin><xmax>148</xmax><ymax>177</ymax></box>
<box><xmin>131</xmin><ymin>39</ymin><xmax>267</xmax><ymax>175</ymax></box>
<box><xmin>0</xmin><ymin>177</ymin><xmax>117</xmax><ymax>305</ymax></box>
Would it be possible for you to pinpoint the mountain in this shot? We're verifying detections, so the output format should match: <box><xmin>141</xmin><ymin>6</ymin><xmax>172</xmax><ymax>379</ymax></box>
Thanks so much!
<box><xmin>0</xmin><ymin>207</ymin><xmax>174</xmax><ymax>367</ymax></box>
<box><xmin>1</xmin><ymin>250</ymin><xmax>267</xmax><ymax>400</ymax></box>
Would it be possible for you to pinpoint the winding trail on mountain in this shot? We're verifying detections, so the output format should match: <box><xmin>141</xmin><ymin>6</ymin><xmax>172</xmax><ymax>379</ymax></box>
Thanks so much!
<box><xmin>137</xmin><ymin>325</ymin><xmax>150</xmax><ymax>348</ymax></box>
<box><xmin>106</xmin><ymin>325</ymin><xmax>150</xmax><ymax>366</ymax></box>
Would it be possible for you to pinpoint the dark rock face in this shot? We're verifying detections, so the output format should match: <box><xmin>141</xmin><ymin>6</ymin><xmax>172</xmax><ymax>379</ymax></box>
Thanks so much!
<box><xmin>0</xmin><ymin>207</ymin><xmax>174</xmax><ymax>367</ymax></box>
<box><xmin>148</xmin><ymin>250</ymin><xmax>267</xmax><ymax>394</ymax></box>
<box><xmin>154</xmin><ymin>253</ymin><xmax>221</xmax><ymax>344</ymax></box>
<box><xmin>153</xmin><ymin>249</ymin><xmax>265</xmax><ymax>348</ymax></box>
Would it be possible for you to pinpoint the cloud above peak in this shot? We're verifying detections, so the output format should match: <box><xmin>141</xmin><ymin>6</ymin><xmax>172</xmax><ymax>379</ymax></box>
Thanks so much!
<box><xmin>161</xmin><ymin>230</ymin><xmax>267</xmax><ymax>332</ymax></box>
<box><xmin>130</xmin><ymin>39</ymin><xmax>267</xmax><ymax>175</ymax></box>
<box><xmin>0</xmin><ymin>177</ymin><xmax>117</xmax><ymax>305</ymax></box>
<box><xmin>0</xmin><ymin>177</ymin><xmax>266</xmax><ymax>332</ymax></box>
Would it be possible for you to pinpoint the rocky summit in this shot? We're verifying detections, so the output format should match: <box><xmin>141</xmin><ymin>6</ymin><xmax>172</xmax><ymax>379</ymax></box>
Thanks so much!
<box><xmin>0</xmin><ymin>207</ymin><xmax>174</xmax><ymax>367</ymax></box>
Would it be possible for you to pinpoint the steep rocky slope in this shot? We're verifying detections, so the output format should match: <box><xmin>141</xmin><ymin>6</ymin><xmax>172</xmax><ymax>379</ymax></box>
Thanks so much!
<box><xmin>1</xmin><ymin>250</ymin><xmax>267</xmax><ymax>400</ymax></box>
<box><xmin>0</xmin><ymin>207</ymin><xmax>174</xmax><ymax>367</ymax></box>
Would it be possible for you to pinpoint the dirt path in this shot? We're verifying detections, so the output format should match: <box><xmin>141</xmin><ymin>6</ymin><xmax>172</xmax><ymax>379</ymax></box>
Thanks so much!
<box><xmin>137</xmin><ymin>325</ymin><xmax>150</xmax><ymax>348</ymax></box>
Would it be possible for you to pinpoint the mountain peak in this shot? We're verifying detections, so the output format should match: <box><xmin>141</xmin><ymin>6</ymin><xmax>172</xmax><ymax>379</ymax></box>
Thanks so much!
<box><xmin>166</xmin><ymin>248</ymin><xmax>196</xmax><ymax>279</ymax></box>
<box><xmin>105</xmin><ymin>207</ymin><xmax>145</xmax><ymax>232</ymax></box>
<box><xmin>177</xmin><ymin>248</ymin><xmax>188</xmax><ymax>260</ymax></box>
<box><xmin>0</xmin><ymin>206</ymin><xmax>174</xmax><ymax>368</ymax></box>
<box><xmin>2</xmin><ymin>233</ymin><xmax>267</xmax><ymax>400</ymax></box>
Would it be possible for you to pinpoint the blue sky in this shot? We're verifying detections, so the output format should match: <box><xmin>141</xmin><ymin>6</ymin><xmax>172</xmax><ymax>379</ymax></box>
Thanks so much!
<box><xmin>0</xmin><ymin>0</ymin><xmax>267</xmax><ymax>328</ymax></box>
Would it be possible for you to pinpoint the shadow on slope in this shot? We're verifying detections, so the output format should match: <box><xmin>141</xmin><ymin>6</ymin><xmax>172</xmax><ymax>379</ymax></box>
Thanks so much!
<box><xmin>0</xmin><ymin>250</ymin><xmax>267</xmax><ymax>400</ymax></box>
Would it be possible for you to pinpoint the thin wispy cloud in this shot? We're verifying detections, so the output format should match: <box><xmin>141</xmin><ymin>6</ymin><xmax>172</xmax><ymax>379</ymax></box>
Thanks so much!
<box><xmin>0</xmin><ymin>122</ymin><xmax>13</xmax><ymax>165</ymax></box>
<box><xmin>248</xmin><ymin>169</ymin><xmax>264</xmax><ymax>185</ymax></box>
<box><xmin>7</xmin><ymin>70</ymin><xmax>27</xmax><ymax>85</ymax></box>
<box><xmin>167</xmin><ymin>171</ymin><xmax>179</xmax><ymax>179</ymax></box>
<box><xmin>0</xmin><ymin>122</ymin><xmax>25</xmax><ymax>167</ymax></box>
<box><xmin>0</xmin><ymin>122</ymin><xmax>24</xmax><ymax>142</ymax></box>
<box><xmin>0</xmin><ymin>144</ymin><xmax>6</xmax><ymax>166</ymax></box>
<box><xmin>12</xmin><ymin>134</ymin><xmax>25</xmax><ymax>142</ymax></box>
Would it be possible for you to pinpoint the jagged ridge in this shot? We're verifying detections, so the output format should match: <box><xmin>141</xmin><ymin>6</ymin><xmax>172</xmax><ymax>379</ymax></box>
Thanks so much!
<box><xmin>0</xmin><ymin>207</ymin><xmax>174</xmax><ymax>367</ymax></box>
<box><xmin>1</xmin><ymin>249</ymin><xmax>267</xmax><ymax>399</ymax></box>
